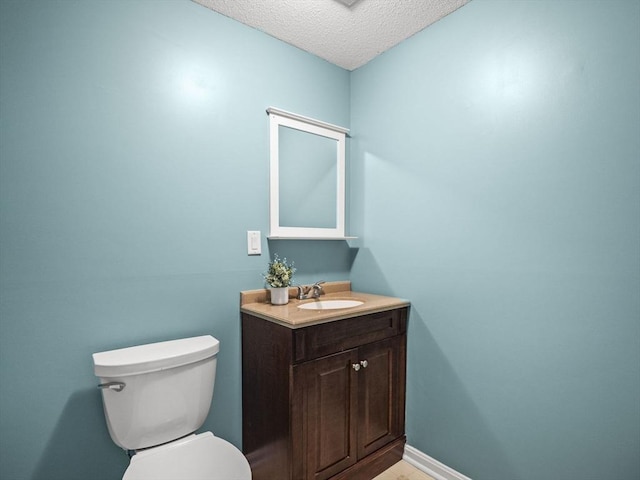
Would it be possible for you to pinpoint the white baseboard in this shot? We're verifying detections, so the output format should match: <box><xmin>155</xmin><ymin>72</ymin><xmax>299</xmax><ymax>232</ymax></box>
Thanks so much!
<box><xmin>403</xmin><ymin>444</ymin><xmax>472</xmax><ymax>480</ymax></box>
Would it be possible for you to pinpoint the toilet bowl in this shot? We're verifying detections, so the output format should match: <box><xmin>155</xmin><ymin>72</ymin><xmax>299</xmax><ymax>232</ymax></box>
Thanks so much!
<box><xmin>123</xmin><ymin>432</ymin><xmax>251</xmax><ymax>480</ymax></box>
<box><xmin>93</xmin><ymin>335</ymin><xmax>251</xmax><ymax>480</ymax></box>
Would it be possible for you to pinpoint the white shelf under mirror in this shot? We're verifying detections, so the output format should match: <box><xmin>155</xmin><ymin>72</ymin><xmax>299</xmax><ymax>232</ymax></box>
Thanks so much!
<box><xmin>267</xmin><ymin>236</ymin><xmax>358</xmax><ymax>240</ymax></box>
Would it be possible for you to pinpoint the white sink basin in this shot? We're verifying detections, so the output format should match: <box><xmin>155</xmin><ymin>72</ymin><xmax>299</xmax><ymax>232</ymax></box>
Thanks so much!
<box><xmin>298</xmin><ymin>299</ymin><xmax>364</xmax><ymax>310</ymax></box>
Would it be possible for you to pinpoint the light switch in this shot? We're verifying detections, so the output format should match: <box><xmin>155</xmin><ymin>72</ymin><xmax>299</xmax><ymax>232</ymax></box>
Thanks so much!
<box><xmin>247</xmin><ymin>231</ymin><xmax>261</xmax><ymax>255</ymax></box>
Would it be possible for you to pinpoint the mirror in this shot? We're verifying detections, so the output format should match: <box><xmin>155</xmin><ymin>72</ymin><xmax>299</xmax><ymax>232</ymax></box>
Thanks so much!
<box><xmin>278</xmin><ymin>125</ymin><xmax>337</xmax><ymax>229</ymax></box>
<box><xmin>267</xmin><ymin>107</ymin><xmax>349</xmax><ymax>239</ymax></box>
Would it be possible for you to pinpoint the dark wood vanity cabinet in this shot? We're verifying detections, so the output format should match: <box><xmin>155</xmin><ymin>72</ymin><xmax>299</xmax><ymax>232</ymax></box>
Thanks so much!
<box><xmin>242</xmin><ymin>307</ymin><xmax>408</xmax><ymax>480</ymax></box>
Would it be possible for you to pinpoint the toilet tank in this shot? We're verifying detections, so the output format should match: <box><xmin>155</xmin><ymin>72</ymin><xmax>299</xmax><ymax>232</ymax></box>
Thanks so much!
<box><xmin>92</xmin><ymin>335</ymin><xmax>220</xmax><ymax>450</ymax></box>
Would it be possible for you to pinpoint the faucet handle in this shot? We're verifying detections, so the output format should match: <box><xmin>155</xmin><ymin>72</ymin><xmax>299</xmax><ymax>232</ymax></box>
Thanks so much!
<box><xmin>312</xmin><ymin>281</ymin><xmax>325</xmax><ymax>297</ymax></box>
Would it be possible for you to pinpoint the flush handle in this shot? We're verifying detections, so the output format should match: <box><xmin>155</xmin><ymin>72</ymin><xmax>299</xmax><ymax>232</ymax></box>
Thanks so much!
<box><xmin>98</xmin><ymin>381</ymin><xmax>126</xmax><ymax>392</ymax></box>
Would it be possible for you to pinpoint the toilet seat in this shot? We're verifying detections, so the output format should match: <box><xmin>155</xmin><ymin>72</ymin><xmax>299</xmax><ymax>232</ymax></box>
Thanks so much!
<box><xmin>123</xmin><ymin>431</ymin><xmax>251</xmax><ymax>480</ymax></box>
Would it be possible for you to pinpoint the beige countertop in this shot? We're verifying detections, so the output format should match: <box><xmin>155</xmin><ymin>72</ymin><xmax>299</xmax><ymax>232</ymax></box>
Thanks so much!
<box><xmin>240</xmin><ymin>281</ymin><xmax>410</xmax><ymax>328</ymax></box>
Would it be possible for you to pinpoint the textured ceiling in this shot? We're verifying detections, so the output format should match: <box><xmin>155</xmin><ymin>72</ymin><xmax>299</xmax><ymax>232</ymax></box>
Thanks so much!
<box><xmin>192</xmin><ymin>0</ymin><xmax>470</xmax><ymax>71</ymax></box>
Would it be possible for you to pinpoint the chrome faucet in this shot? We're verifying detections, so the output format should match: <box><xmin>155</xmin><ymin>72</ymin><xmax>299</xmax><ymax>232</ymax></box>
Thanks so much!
<box><xmin>297</xmin><ymin>281</ymin><xmax>326</xmax><ymax>300</ymax></box>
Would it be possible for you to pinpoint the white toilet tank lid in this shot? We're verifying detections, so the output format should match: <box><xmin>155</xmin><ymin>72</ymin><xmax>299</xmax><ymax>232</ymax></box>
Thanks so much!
<box><xmin>93</xmin><ymin>335</ymin><xmax>220</xmax><ymax>377</ymax></box>
<box><xmin>123</xmin><ymin>432</ymin><xmax>251</xmax><ymax>480</ymax></box>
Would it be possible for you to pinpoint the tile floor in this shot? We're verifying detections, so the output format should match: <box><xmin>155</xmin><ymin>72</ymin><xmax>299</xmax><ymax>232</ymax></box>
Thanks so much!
<box><xmin>372</xmin><ymin>460</ymin><xmax>435</xmax><ymax>480</ymax></box>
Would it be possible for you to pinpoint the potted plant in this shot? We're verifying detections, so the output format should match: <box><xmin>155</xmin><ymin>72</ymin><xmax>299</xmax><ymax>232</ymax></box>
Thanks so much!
<box><xmin>264</xmin><ymin>254</ymin><xmax>296</xmax><ymax>305</ymax></box>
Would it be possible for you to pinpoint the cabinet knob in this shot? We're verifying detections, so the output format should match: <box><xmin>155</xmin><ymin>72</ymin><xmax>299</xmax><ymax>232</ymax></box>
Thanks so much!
<box><xmin>352</xmin><ymin>363</ymin><xmax>361</xmax><ymax>371</ymax></box>
<box><xmin>360</xmin><ymin>360</ymin><xmax>368</xmax><ymax>368</ymax></box>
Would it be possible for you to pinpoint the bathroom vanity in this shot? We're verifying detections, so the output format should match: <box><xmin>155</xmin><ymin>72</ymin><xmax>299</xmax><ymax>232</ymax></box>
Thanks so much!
<box><xmin>240</xmin><ymin>282</ymin><xmax>409</xmax><ymax>480</ymax></box>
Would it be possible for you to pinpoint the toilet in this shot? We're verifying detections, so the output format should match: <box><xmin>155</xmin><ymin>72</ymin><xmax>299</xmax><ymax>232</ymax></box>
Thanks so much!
<box><xmin>92</xmin><ymin>335</ymin><xmax>252</xmax><ymax>480</ymax></box>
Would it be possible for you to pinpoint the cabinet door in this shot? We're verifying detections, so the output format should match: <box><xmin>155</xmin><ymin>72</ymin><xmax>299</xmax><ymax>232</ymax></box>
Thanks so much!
<box><xmin>299</xmin><ymin>349</ymin><xmax>359</xmax><ymax>480</ymax></box>
<box><xmin>357</xmin><ymin>336</ymin><xmax>404</xmax><ymax>459</ymax></box>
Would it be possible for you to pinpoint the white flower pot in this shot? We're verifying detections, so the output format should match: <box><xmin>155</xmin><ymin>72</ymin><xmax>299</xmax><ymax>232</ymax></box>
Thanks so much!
<box><xmin>270</xmin><ymin>287</ymin><xmax>289</xmax><ymax>305</ymax></box>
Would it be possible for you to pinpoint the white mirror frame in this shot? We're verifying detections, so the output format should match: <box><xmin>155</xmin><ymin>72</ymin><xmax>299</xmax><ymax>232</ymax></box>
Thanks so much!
<box><xmin>267</xmin><ymin>107</ymin><xmax>350</xmax><ymax>239</ymax></box>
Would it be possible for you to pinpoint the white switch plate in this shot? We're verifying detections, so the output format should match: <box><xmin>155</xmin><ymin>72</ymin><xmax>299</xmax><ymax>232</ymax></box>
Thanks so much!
<box><xmin>247</xmin><ymin>231</ymin><xmax>261</xmax><ymax>255</ymax></box>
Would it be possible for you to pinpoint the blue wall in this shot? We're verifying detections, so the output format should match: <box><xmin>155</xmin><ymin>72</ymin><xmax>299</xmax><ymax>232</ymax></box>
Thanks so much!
<box><xmin>350</xmin><ymin>0</ymin><xmax>640</xmax><ymax>479</ymax></box>
<box><xmin>1</xmin><ymin>1</ymin><xmax>639</xmax><ymax>480</ymax></box>
<box><xmin>0</xmin><ymin>1</ymin><xmax>350</xmax><ymax>479</ymax></box>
